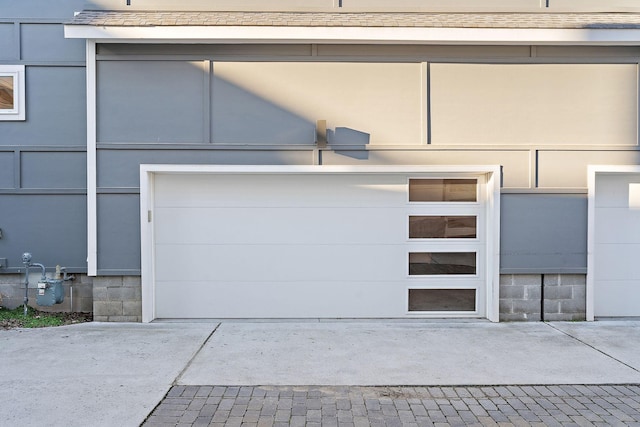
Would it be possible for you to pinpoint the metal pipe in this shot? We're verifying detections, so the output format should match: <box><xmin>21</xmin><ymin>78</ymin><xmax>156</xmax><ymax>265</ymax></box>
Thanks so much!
<box><xmin>22</xmin><ymin>263</ymin><xmax>47</xmax><ymax>316</ymax></box>
<box><xmin>23</xmin><ymin>266</ymin><xmax>28</xmax><ymax>316</ymax></box>
<box><xmin>21</xmin><ymin>252</ymin><xmax>46</xmax><ymax>316</ymax></box>
<box><xmin>22</xmin><ymin>252</ymin><xmax>32</xmax><ymax>316</ymax></box>
<box><xmin>32</xmin><ymin>263</ymin><xmax>46</xmax><ymax>281</ymax></box>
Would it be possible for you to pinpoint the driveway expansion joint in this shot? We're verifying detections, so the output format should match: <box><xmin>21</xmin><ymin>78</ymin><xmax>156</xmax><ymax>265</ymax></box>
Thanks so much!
<box><xmin>173</xmin><ymin>323</ymin><xmax>221</xmax><ymax>386</ymax></box>
<box><xmin>546</xmin><ymin>322</ymin><xmax>640</xmax><ymax>375</ymax></box>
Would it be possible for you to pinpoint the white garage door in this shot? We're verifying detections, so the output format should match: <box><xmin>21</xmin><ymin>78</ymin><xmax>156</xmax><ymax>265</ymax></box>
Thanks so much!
<box><xmin>591</xmin><ymin>170</ymin><xmax>640</xmax><ymax>317</ymax></box>
<box><xmin>144</xmin><ymin>167</ymin><xmax>498</xmax><ymax>320</ymax></box>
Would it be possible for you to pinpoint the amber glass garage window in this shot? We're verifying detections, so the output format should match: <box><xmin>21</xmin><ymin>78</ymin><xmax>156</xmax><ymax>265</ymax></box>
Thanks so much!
<box><xmin>409</xmin><ymin>216</ymin><xmax>476</xmax><ymax>239</ymax></box>
<box><xmin>0</xmin><ymin>76</ymin><xmax>13</xmax><ymax>110</ymax></box>
<box><xmin>409</xmin><ymin>252</ymin><xmax>476</xmax><ymax>275</ymax></box>
<box><xmin>409</xmin><ymin>179</ymin><xmax>477</xmax><ymax>202</ymax></box>
<box><xmin>408</xmin><ymin>289</ymin><xmax>476</xmax><ymax>311</ymax></box>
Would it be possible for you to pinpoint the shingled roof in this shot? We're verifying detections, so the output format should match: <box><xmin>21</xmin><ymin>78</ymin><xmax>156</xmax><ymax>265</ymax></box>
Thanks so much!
<box><xmin>67</xmin><ymin>11</ymin><xmax>640</xmax><ymax>29</ymax></box>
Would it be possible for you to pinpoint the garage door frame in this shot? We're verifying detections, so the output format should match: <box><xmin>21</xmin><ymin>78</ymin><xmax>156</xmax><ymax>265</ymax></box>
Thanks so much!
<box><xmin>587</xmin><ymin>165</ymin><xmax>640</xmax><ymax>320</ymax></box>
<box><xmin>140</xmin><ymin>164</ymin><xmax>501</xmax><ymax>322</ymax></box>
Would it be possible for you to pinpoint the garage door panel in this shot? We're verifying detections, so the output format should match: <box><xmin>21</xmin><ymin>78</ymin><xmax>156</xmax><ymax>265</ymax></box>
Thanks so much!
<box><xmin>595</xmin><ymin>174</ymin><xmax>640</xmax><ymax>207</ymax></box>
<box><xmin>151</xmin><ymin>170</ymin><xmax>491</xmax><ymax>319</ymax></box>
<box><xmin>594</xmin><ymin>208</ymin><xmax>640</xmax><ymax>243</ymax></box>
<box><xmin>154</xmin><ymin>206</ymin><xmax>406</xmax><ymax>245</ymax></box>
<box><xmin>155</xmin><ymin>281</ymin><xmax>406</xmax><ymax>318</ymax></box>
<box><xmin>154</xmin><ymin>174</ymin><xmax>408</xmax><ymax>208</ymax></box>
<box><xmin>595</xmin><ymin>280</ymin><xmax>640</xmax><ymax>317</ymax></box>
<box><xmin>595</xmin><ymin>243</ymin><xmax>640</xmax><ymax>280</ymax></box>
<box><xmin>155</xmin><ymin>244</ymin><xmax>408</xmax><ymax>282</ymax></box>
<box><xmin>593</xmin><ymin>171</ymin><xmax>640</xmax><ymax>318</ymax></box>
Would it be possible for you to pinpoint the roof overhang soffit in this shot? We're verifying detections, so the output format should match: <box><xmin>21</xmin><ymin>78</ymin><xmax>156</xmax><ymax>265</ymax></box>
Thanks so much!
<box><xmin>63</xmin><ymin>25</ymin><xmax>640</xmax><ymax>46</ymax></box>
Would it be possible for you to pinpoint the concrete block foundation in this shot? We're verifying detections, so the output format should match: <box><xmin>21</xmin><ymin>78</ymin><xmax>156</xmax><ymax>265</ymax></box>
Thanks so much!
<box><xmin>543</xmin><ymin>274</ymin><xmax>587</xmax><ymax>321</ymax></box>
<box><xmin>499</xmin><ymin>274</ymin><xmax>587</xmax><ymax>322</ymax></box>
<box><xmin>3</xmin><ymin>273</ymin><xmax>587</xmax><ymax>322</ymax></box>
<box><xmin>92</xmin><ymin>276</ymin><xmax>142</xmax><ymax>322</ymax></box>
<box><xmin>0</xmin><ymin>273</ymin><xmax>93</xmax><ymax>313</ymax></box>
<box><xmin>499</xmin><ymin>274</ymin><xmax>542</xmax><ymax>321</ymax></box>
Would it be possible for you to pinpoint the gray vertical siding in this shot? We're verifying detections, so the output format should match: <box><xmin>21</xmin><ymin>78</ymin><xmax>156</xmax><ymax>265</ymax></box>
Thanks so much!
<box><xmin>3</xmin><ymin>67</ymin><xmax>86</xmax><ymax>145</ymax></box>
<box><xmin>0</xmin><ymin>24</ymin><xmax>16</xmax><ymax>60</ymax></box>
<box><xmin>0</xmin><ymin>0</ymin><xmax>87</xmax><ymax>273</ymax></box>
<box><xmin>0</xmin><ymin>195</ymin><xmax>87</xmax><ymax>271</ymax></box>
<box><xmin>96</xmin><ymin>61</ymin><xmax>206</xmax><ymax>143</ymax></box>
<box><xmin>500</xmin><ymin>194</ymin><xmax>588</xmax><ymax>273</ymax></box>
<box><xmin>20</xmin><ymin>23</ymin><xmax>85</xmax><ymax>62</ymax></box>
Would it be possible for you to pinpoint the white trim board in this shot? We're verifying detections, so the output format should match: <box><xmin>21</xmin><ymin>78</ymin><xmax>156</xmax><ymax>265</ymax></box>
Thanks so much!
<box><xmin>139</xmin><ymin>164</ymin><xmax>501</xmax><ymax>322</ymax></box>
<box><xmin>64</xmin><ymin>26</ymin><xmax>640</xmax><ymax>46</ymax></box>
<box><xmin>587</xmin><ymin>165</ymin><xmax>640</xmax><ymax>321</ymax></box>
<box><xmin>86</xmin><ymin>40</ymin><xmax>97</xmax><ymax>276</ymax></box>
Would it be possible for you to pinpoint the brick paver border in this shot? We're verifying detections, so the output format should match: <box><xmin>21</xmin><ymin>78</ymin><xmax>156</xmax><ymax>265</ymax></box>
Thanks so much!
<box><xmin>142</xmin><ymin>384</ymin><xmax>640</xmax><ymax>426</ymax></box>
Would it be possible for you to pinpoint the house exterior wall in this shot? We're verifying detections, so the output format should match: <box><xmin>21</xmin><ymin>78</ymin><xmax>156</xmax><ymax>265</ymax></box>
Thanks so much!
<box><xmin>87</xmin><ymin>43</ymin><xmax>638</xmax><ymax>320</ymax></box>
<box><xmin>2</xmin><ymin>0</ymin><xmax>640</xmax><ymax>320</ymax></box>
<box><xmin>93</xmin><ymin>43</ymin><xmax>638</xmax><ymax>277</ymax></box>
<box><xmin>0</xmin><ymin>0</ymin><xmax>88</xmax><ymax>279</ymax></box>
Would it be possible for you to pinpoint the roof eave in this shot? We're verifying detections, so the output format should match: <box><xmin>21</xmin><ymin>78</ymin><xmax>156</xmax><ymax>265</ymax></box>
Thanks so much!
<box><xmin>63</xmin><ymin>25</ymin><xmax>640</xmax><ymax>45</ymax></box>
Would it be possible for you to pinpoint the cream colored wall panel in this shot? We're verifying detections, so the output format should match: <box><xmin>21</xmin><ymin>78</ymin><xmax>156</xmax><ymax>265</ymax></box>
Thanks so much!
<box><xmin>535</xmin><ymin>46</ymin><xmax>640</xmax><ymax>58</ymax></box>
<box><xmin>317</xmin><ymin>44</ymin><xmax>529</xmax><ymax>58</ymax></box>
<box><xmin>342</xmin><ymin>0</ymin><xmax>540</xmax><ymax>11</ymax></box>
<box><xmin>549</xmin><ymin>0</ymin><xmax>640</xmax><ymax>12</ymax></box>
<box><xmin>212</xmin><ymin>62</ymin><xmax>423</xmax><ymax>145</ymax></box>
<box><xmin>539</xmin><ymin>152</ymin><xmax>640</xmax><ymax>188</ymax></box>
<box><xmin>322</xmin><ymin>150</ymin><xmax>530</xmax><ymax>188</ymax></box>
<box><xmin>431</xmin><ymin>64</ymin><xmax>638</xmax><ymax>146</ymax></box>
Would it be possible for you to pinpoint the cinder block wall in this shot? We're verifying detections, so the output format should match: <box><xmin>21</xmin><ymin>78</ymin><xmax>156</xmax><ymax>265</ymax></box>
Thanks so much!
<box><xmin>499</xmin><ymin>274</ymin><xmax>542</xmax><ymax>321</ymax></box>
<box><xmin>92</xmin><ymin>276</ymin><xmax>142</xmax><ymax>322</ymax></box>
<box><xmin>543</xmin><ymin>274</ymin><xmax>586</xmax><ymax>321</ymax></box>
<box><xmin>499</xmin><ymin>274</ymin><xmax>586</xmax><ymax>322</ymax></box>
<box><xmin>3</xmin><ymin>273</ymin><xmax>586</xmax><ymax>322</ymax></box>
<box><xmin>0</xmin><ymin>273</ymin><xmax>93</xmax><ymax>313</ymax></box>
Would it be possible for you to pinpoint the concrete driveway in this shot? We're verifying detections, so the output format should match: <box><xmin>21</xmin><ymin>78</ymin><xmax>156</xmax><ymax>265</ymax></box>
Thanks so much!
<box><xmin>2</xmin><ymin>320</ymin><xmax>640</xmax><ymax>427</ymax></box>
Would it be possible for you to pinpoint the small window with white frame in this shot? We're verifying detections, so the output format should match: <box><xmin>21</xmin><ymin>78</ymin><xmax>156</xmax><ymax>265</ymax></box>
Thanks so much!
<box><xmin>0</xmin><ymin>65</ymin><xmax>25</xmax><ymax>121</ymax></box>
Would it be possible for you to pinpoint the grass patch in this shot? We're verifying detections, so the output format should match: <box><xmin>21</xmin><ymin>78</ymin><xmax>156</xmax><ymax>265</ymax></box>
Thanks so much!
<box><xmin>0</xmin><ymin>306</ymin><xmax>92</xmax><ymax>329</ymax></box>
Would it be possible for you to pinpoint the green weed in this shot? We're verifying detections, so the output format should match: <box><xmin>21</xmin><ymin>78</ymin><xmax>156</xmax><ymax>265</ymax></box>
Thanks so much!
<box><xmin>0</xmin><ymin>306</ymin><xmax>91</xmax><ymax>329</ymax></box>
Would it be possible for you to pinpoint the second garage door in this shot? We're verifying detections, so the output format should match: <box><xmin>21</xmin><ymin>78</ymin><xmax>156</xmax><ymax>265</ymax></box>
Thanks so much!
<box><xmin>590</xmin><ymin>168</ymin><xmax>640</xmax><ymax>318</ymax></box>
<box><xmin>146</xmin><ymin>167</ymin><xmax>497</xmax><ymax>320</ymax></box>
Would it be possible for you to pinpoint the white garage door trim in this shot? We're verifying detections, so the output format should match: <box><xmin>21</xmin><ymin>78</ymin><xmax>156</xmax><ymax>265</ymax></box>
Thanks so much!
<box><xmin>587</xmin><ymin>165</ymin><xmax>640</xmax><ymax>321</ymax></box>
<box><xmin>140</xmin><ymin>165</ymin><xmax>501</xmax><ymax>323</ymax></box>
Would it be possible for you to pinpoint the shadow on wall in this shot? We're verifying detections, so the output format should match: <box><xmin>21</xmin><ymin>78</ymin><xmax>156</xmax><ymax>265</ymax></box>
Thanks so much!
<box><xmin>211</xmin><ymin>75</ymin><xmax>370</xmax><ymax>158</ymax></box>
<box><xmin>98</xmin><ymin>62</ymin><xmax>371</xmax><ymax>159</ymax></box>
<box><xmin>211</xmin><ymin>75</ymin><xmax>317</xmax><ymax>145</ymax></box>
<box><xmin>330</xmin><ymin>128</ymin><xmax>370</xmax><ymax>160</ymax></box>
